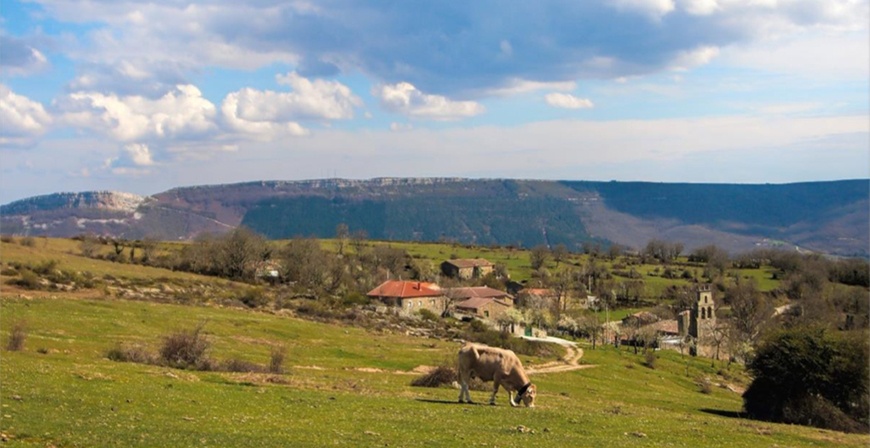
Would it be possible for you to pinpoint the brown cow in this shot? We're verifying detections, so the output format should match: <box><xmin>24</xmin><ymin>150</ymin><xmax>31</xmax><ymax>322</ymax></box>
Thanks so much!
<box><xmin>457</xmin><ymin>343</ymin><xmax>537</xmax><ymax>407</ymax></box>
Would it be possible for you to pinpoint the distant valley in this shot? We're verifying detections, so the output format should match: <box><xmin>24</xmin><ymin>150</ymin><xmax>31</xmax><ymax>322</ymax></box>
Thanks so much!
<box><xmin>2</xmin><ymin>178</ymin><xmax>867</xmax><ymax>256</ymax></box>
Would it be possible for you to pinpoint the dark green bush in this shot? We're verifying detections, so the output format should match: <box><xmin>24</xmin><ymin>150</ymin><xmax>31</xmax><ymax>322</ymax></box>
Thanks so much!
<box><xmin>743</xmin><ymin>327</ymin><xmax>869</xmax><ymax>433</ymax></box>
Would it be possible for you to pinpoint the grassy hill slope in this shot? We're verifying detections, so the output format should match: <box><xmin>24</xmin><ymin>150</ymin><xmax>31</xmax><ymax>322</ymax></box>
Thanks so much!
<box><xmin>0</xmin><ymin>240</ymin><xmax>864</xmax><ymax>447</ymax></box>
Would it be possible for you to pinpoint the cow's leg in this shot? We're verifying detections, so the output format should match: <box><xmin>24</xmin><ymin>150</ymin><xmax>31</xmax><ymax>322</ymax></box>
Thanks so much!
<box><xmin>459</xmin><ymin>370</ymin><xmax>473</xmax><ymax>404</ymax></box>
<box><xmin>507</xmin><ymin>390</ymin><xmax>517</xmax><ymax>407</ymax></box>
<box><xmin>489</xmin><ymin>379</ymin><xmax>500</xmax><ymax>405</ymax></box>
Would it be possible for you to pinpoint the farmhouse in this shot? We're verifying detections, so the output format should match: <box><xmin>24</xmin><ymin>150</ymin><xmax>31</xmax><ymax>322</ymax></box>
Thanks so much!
<box><xmin>446</xmin><ymin>286</ymin><xmax>514</xmax><ymax>305</ymax></box>
<box><xmin>454</xmin><ymin>297</ymin><xmax>512</xmax><ymax>320</ymax></box>
<box><xmin>516</xmin><ymin>288</ymin><xmax>556</xmax><ymax>308</ymax></box>
<box><xmin>366</xmin><ymin>280</ymin><xmax>449</xmax><ymax>315</ymax></box>
<box><xmin>440</xmin><ymin>258</ymin><xmax>494</xmax><ymax>279</ymax></box>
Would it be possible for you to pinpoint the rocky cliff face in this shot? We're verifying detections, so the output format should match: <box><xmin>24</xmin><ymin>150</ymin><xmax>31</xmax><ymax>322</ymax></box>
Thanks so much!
<box><xmin>1</xmin><ymin>191</ymin><xmax>146</xmax><ymax>215</ymax></box>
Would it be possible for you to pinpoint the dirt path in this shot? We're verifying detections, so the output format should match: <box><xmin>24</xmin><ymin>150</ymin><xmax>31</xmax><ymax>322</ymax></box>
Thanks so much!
<box><xmin>524</xmin><ymin>337</ymin><xmax>596</xmax><ymax>375</ymax></box>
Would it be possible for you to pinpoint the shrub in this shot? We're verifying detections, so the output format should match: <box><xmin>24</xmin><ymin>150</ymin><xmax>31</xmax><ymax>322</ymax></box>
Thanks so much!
<box><xmin>0</xmin><ymin>235</ymin><xmax>13</xmax><ymax>243</ymax></box>
<box><xmin>158</xmin><ymin>323</ymin><xmax>211</xmax><ymax>370</ymax></box>
<box><xmin>643</xmin><ymin>350</ymin><xmax>657</xmax><ymax>369</ymax></box>
<box><xmin>32</xmin><ymin>259</ymin><xmax>59</xmax><ymax>276</ymax></box>
<box><xmin>411</xmin><ymin>365</ymin><xmax>457</xmax><ymax>388</ymax></box>
<box><xmin>20</xmin><ymin>237</ymin><xmax>36</xmax><ymax>247</ymax></box>
<box><xmin>6</xmin><ymin>322</ymin><xmax>27</xmax><ymax>351</ymax></box>
<box><xmin>0</xmin><ymin>266</ymin><xmax>18</xmax><ymax>276</ymax></box>
<box><xmin>743</xmin><ymin>326</ymin><xmax>869</xmax><ymax>433</ymax></box>
<box><xmin>417</xmin><ymin>308</ymin><xmax>440</xmax><ymax>321</ymax></box>
<box><xmin>342</xmin><ymin>292</ymin><xmax>370</xmax><ymax>307</ymax></box>
<box><xmin>10</xmin><ymin>270</ymin><xmax>42</xmax><ymax>290</ymax></box>
<box><xmin>107</xmin><ymin>344</ymin><xmax>155</xmax><ymax>364</ymax></box>
<box><xmin>410</xmin><ymin>364</ymin><xmax>486</xmax><ymax>391</ymax></box>
<box><xmin>222</xmin><ymin>358</ymin><xmax>266</xmax><ymax>373</ymax></box>
<box><xmin>269</xmin><ymin>346</ymin><xmax>286</xmax><ymax>374</ymax></box>
<box><xmin>238</xmin><ymin>287</ymin><xmax>269</xmax><ymax>308</ymax></box>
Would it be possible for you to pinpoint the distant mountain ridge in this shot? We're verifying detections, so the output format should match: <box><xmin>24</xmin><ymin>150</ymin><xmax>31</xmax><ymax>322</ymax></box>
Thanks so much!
<box><xmin>2</xmin><ymin>178</ymin><xmax>867</xmax><ymax>256</ymax></box>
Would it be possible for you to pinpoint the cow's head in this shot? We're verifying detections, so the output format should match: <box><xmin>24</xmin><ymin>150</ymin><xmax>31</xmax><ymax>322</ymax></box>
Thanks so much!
<box><xmin>520</xmin><ymin>384</ymin><xmax>537</xmax><ymax>408</ymax></box>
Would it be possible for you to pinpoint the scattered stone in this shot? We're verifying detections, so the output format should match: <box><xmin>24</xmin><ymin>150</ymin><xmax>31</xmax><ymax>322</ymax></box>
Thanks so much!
<box><xmin>364</xmin><ymin>430</ymin><xmax>379</xmax><ymax>436</ymax></box>
<box><xmin>11</xmin><ymin>395</ymin><xmax>21</xmax><ymax>401</ymax></box>
<box><xmin>515</xmin><ymin>425</ymin><xmax>536</xmax><ymax>434</ymax></box>
<box><xmin>626</xmin><ymin>431</ymin><xmax>647</xmax><ymax>438</ymax></box>
<box><xmin>182</xmin><ymin>417</ymin><xmax>195</xmax><ymax>422</ymax></box>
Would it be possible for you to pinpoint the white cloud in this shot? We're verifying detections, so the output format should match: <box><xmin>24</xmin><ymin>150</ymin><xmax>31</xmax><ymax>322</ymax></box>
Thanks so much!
<box><xmin>123</xmin><ymin>143</ymin><xmax>155</xmax><ymax>166</ymax></box>
<box><xmin>487</xmin><ymin>78</ymin><xmax>578</xmax><ymax>96</ymax></box>
<box><xmin>671</xmin><ymin>46</ymin><xmax>720</xmax><ymax>71</ymax></box>
<box><xmin>544</xmin><ymin>93</ymin><xmax>595</xmax><ymax>109</ymax></box>
<box><xmin>607</xmin><ymin>0</ymin><xmax>676</xmax><ymax>17</ymax></box>
<box><xmin>0</xmin><ymin>84</ymin><xmax>53</xmax><ymax>146</ymax></box>
<box><xmin>230</xmin><ymin>71</ymin><xmax>361</xmax><ymax>122</ymax></box>
<box><xmin>59</xmin><ymin>84</ymin><xmax>218</xmax><ymax>141</ymax></box>
<box><xmin>373</xmin><ymin>82</ymin><xmax>485</xmax><ymax>120</ymax></box>
<box><xmin>220</xmin><ymin>91</ymin><xmax>309</xmax><ymax>139</ymax></box>
<box><xmin>678</xmin><ymin>0</ymin><xmax>719</xmax><ymax>15</ymax></box>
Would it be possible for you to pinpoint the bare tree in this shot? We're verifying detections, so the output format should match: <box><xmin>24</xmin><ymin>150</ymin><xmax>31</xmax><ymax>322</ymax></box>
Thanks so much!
<box><xmin>78</xmin><ymin>234</ymin><xmax>100</xmax><ymax>257</ymax></box>
<box><xmin>335</xmin><ymin>223</ymin><xmax>350</xmax><ymax>256</ymax></box>
<box><xmin>552</xmin><ymin>244</ymin><xmax>568</xmax><ymax>266</ymax></box>
<box><xmin>530</xmin><ymin>245</ymin><xmax>551</xmax><ymax>270</ymax></box>
<box><xmin>140</xmin><ymin>237</ymin><xmax>158</xmax><ymax>264</ymax></box>
<box><xmin>350</xmin><ymin>230</ymin><xmax>368</xmax><ymax>256</ymax></box>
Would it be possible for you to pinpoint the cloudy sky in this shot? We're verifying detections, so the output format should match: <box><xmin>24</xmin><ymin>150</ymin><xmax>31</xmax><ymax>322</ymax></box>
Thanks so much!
<box><xmin>1</xmin><ymin>0</ymin><xmax>868</xmax><ymax>203</ymax></box>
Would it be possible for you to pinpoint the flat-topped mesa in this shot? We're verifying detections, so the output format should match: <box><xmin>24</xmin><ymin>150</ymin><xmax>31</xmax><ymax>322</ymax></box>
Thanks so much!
<box><xmin>1</xmin><ymin>191</ymin><xmax>147</xmax><ymax>215</ymax></box>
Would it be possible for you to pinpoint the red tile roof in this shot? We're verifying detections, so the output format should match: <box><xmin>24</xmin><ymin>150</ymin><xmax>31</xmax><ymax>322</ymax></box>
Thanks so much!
<box><xmin>443</xmin><ymin>258</ymin><xmax>494</xmax><ymax>269</ymax></box>
<box><xmin>446</xmin><ymin>286</ymin><xmax>513</xmax><ymax>300</ymax></box>
<box><xmin>455</xmin><ymin>297</ymin><xmax>511</xmax><ymax>311</ymax></box>
<box><xmin>366</xmin><ymin>280</ymin><xmax>443</xmax><ymax>299</ymax></box>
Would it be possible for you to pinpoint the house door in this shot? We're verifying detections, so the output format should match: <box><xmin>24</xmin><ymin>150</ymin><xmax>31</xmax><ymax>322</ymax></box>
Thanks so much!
<box><xmin>524</xmin><ymin>326</ymin><xmax>532</xmax><ymax>337</ymax></box>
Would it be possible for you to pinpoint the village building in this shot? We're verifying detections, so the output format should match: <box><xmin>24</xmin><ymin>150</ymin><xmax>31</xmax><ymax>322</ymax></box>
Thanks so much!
<box><xmin>454</xmin><ymin>296</ymin><xmax>512</xmax><ymax>320</ymax></box>
<box><xmin>440</xmin><ymin>258</ymin><xmax>494</xmax><ymax>279</ymax></box>
<box><xmin>516</xmin><ymin>288</ymin><xmax>556</xmax><ymax>308</ymax></box>
<box><xmin>678</xmin><ymin>285</ymin><xmax>716</xmax><ymax>341</ymax></box>
<box><xmin>366</xmin><ymin>280</ymin><xmax>449</xmax><ymax>315</ymax></box>
<box><xmin>446</xmin><ymin>286</ymin><xmax>514</xmax><ymax>305</ymax></box>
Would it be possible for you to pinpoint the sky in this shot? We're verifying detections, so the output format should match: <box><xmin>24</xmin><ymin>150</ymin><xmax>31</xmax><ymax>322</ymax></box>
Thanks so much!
<box><xmin>1</xmin><ymin>0</ymin><xmax>868</xmax><ymax>203</ymax></box>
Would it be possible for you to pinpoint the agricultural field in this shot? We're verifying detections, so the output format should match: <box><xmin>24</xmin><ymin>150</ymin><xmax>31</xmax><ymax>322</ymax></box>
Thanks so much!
<box><xmin>0</xmin><ymin>238</ymin><xmax>864</xmax><ymax>447</ymax></box>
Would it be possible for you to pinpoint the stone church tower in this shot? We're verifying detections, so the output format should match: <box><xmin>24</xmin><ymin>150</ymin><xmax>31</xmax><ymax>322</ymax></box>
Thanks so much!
<box><xmin>678</xmin><ymin>285</ymin><xmax>716</xmax><ymax>341</ymax></box>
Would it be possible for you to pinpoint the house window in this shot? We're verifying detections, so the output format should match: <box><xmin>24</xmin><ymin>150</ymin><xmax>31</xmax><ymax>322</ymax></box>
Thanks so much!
<box><xmin>708</xmin><ymin>306</ymin><xmax>713</xmax><ymax>318</ymax></box>
<box><xmin>484</xmin><ymin>310</ymin><xmax>489</xmax><ymax>318</ymax></box>
<box><xmin>418</xmin><ymin>301</ymin><xmax>422</xmax><ymax>306</ymax></box>
<box><xmin>408</xmin><ymin>301</ymin><xmax>413</xmax><ymax>307</ymax></box>
<box><xmin>701</xmin><ymin>308</ymin><xmax>706</xmax><ymax>319</ymax></box>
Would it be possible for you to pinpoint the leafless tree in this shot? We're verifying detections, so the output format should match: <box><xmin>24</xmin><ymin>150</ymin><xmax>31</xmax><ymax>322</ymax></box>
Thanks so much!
<box><xmin>335</xmin><ymin>223</ymin><xmax>350</xmax><ymax>256</ymax></box>
<box><xmin>530</xmin><ymin>245</ymin><xmax>550</xmax><ymax>270</ymax></box>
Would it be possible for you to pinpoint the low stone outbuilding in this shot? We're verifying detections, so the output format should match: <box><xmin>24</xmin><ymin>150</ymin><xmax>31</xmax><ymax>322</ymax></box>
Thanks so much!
<box><xmin>440</xmin><ymin>259</ymin><xmax>494</xmax><ymax>279</ymax></box>
<box><xmin>454</xmin><ymin>297</ymin><xmax>512</xmax><ymax>320</ymax></box>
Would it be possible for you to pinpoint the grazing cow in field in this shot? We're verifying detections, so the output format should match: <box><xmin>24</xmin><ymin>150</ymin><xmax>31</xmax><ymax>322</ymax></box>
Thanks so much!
<box><xmin>457</xmin><ymin>343</ymin><xmax>537</xmax><ymax>407</ymax></box>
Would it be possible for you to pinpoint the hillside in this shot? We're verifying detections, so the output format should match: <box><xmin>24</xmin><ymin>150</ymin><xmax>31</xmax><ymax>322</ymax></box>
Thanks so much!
<box><xmin>2</xmin><ymin>178</ymin><xmax>867</xmax><ymax>256</ymax></box>
<box><xmin>1</xmin><ymin>240</ymin><xmax>867</xmax><ymax>447</ymax></box>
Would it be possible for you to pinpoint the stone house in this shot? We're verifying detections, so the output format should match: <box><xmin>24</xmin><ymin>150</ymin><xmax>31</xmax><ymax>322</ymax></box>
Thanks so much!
<box><xmin>454</xmin><ymin>297</ymin><xmax>512</xmax><ymax>321</ymax></box>
<box><xmin>366</xmin><ymin>280</ymin><xmax>449</xmax><ymax>316</ymax></box>
<box><xmin>440</xmin><ymin>259</ymin><xmax>494</xmax><ymax>280</ymax></box>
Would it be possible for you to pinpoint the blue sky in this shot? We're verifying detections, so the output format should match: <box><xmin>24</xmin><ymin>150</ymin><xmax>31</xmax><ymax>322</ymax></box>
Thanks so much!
<box><xmin>1</xmin><ymin>0</ymin><xmax>868</xmax><ymax>203</ymax></box>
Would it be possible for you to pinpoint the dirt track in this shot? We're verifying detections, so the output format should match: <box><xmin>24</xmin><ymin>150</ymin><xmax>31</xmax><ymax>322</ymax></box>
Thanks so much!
<box><xmin>525</xmin><ymin>338</ymin><xmax>596</xmax><ymax>375</ymax></box>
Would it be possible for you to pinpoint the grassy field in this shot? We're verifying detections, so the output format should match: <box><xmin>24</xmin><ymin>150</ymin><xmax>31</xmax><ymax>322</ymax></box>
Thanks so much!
<box><xmin>2</xmin><ymin>294</ymin><xmax>866</xmax><ymax>447</ymax></box>
<box><xmin>0</xmin><ymin>239</ymin><xmax>863</xmax><ymax>447</ymax></box>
